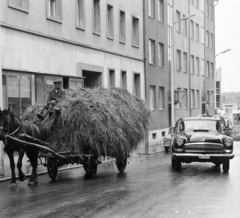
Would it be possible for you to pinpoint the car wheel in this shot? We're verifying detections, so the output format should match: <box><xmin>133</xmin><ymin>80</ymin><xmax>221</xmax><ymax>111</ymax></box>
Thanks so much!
<box><xmin>222</xmin><ymin>160</ymin><xmax>230</xmax><ymax>173</ymax></box>
<box><xmin>173</xmin><ymin>156</ymin><xmax>181</xmax><ymax>171</ymax></box>
<box><xmin>171</xmin><ymin>155</ymin><xmax>175</xmax><ymax>168</ymax></box>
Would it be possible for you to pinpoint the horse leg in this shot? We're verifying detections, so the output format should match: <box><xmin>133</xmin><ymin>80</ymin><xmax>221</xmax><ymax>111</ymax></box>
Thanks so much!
<box><xmin>27</xmin><ymin>151</ymin><xmax>39</xmax><ymax>186</ymax></box>
<box><xmin>6</xmin><ymin>150</ymin><xmax>17</xmax><ymax>188</ymax></box>
<box><xmin>17</xmin><ymin>147</ymin><xmax>26</xmax><ymax>182</ymax></box>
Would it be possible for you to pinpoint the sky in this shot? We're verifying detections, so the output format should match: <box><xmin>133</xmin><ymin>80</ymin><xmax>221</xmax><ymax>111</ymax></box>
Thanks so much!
<box><xmin>215</xmin><ymin>0</ymin><xmax>240</xmax><ymax>93</ymax></box>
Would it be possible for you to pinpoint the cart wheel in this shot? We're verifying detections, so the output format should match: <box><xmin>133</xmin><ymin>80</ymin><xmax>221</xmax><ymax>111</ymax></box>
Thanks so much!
<box><xmin>116</xmin><ymin>148</ymin><xmax>128</xmax><ymax>172</ymax></box>
<box><xmin>47</xmin><ymin>157</ymin><xmax>58</xmax><ymax>181</ymax></box>
<box><xmin>84</xmin><ymin>157</ymin><xmax>97</xmax><ymax>178</ymax></box>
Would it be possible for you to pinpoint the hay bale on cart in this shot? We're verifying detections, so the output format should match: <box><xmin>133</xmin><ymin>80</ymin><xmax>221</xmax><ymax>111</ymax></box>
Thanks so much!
<box><xmin>22</xmin><ymin>87</ymin><xmax>150</xmax><ymax>178</ymax></box>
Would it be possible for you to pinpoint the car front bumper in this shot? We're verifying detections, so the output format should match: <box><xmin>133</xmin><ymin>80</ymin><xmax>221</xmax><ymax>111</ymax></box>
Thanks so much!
<box><xmin>173</xmin><ymin>153</ymin><xmax>235</xmax><ymax>163</ymax></box>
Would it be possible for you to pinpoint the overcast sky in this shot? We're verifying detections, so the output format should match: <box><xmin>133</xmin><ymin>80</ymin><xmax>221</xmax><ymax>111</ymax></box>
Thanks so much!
<box><xmin>215</xmin><ymin>0</ymin><xmax>240</xmax><ymax>93</ymax></box>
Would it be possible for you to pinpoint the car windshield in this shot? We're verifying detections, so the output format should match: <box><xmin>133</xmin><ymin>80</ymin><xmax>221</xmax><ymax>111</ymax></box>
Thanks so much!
<box><xmin>182</xmin><ymin>120</ymin><xmax>222</xmax><ymax>132</ymax></box>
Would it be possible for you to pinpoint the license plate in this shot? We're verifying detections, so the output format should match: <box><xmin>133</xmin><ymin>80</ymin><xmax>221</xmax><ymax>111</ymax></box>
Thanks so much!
<box><xmin>199</xmin><ymin>155</ymin><xmax>210</xmax><ymax>159</ymax></box>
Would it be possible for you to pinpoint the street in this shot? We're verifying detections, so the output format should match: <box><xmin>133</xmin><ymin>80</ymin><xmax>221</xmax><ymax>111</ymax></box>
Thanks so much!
<box><xmin>0</xmin><ymin>143</ymin><xmax>240</xmax><ymax>218</ymax></box>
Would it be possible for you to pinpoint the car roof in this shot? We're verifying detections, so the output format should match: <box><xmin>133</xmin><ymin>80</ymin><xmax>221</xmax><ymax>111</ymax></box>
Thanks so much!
<box><xmin>178</xmin><ymin>117</ymin><xmax>219</xmax><ymax>122</ymax></box>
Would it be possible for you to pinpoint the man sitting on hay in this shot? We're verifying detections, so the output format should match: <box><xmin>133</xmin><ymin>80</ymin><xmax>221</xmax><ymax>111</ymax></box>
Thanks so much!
<box><xmin>37</xmin><ymin>79</ymin><xmax>66</xmax><ymax>120</ymax></box>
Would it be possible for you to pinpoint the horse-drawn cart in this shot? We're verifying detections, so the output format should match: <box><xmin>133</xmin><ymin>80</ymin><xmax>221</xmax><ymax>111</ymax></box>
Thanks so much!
<box><xmin>6</xmin><ymin>134</ymin><xmax>129</xmax><ymax>181</ymax></box>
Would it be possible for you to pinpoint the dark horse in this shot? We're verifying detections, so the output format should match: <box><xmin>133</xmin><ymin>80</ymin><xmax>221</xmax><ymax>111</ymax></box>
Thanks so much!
<box><xmin>0</xmin><ymin>108</ymin><xmax>47</xmax><ymax>188</ymax></box>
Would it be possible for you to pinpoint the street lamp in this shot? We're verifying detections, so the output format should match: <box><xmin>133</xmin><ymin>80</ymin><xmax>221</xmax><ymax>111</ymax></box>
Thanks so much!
<box><xmin>214</xmin><ymin>48</ymin><xmax>231</xmax><ymax>108</ymax></box>
<box><xmin>215</xmin><ymin>49</ymin><xmax>231</xmax><ymax>58</ymax></box>
<box><xmin>170</xmin><ymin>13</ymin><xmax>196</xmax><ymax>126</ymax></box>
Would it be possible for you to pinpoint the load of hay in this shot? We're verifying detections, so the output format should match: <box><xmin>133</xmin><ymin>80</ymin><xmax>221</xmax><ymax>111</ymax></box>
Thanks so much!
<box><xmin>21</xmin><ymin>87</ymin><xmax>150</xmax><ymax>158</ymax></box>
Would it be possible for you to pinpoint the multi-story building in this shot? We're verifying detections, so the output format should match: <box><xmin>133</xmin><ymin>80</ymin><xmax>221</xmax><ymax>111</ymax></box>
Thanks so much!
<box><xmin>167</xmin><ymin>0</ymin><xmax>216</xmax><ymax>127</ymax></box>
<box><xmin>215</xmin><ymin>67</ymin><xmax>221</xmax><ymax>108</ymax></box>
<box><xmin>143</xmin><ymin>0</ymin><xmax>169</xmax><ymax>153</ymax></box>
<box><xmin>0</xmin><ymin>0</ymin><xmax>145</xmax><ymax>116</ymax></box>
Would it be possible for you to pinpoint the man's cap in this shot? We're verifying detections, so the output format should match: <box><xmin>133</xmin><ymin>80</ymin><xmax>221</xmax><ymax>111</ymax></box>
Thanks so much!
<box><xmin>53</xmin><ymin>79</ymin><xmax>62</xmax><ymax>84</ymax></box>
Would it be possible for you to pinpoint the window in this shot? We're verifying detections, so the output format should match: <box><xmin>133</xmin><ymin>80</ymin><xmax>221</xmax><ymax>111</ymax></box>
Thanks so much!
<box><xmin>120</xmin><ymin>71</ymin><xmax>127</xmax><ymax>88</ymax></box>
<box><xmin>196</xmin><ymin>0</ymin><xmax>199</xmax><ymax>9</ymax></box>
<box><xmin>210</xmin><ymin>4</ymin><xmax>213</xmax><ymax>19</ymax></box>
<box><xmin>206</xmin><ymin>1</ymin><xmax>209</xmax><ymax>17</ymax></box>
<box><xmin>158</xmin><ymin>0</ymin><xmax>164</xmax><ymax>22</ymax></box>
<box><xmin>47</xmin><ymin>0</ymin><xmax>62</xmax><ymax>21</ymax></box>
<box><xmin>119</xmin><ymin>11</ymin><xmax>126</xmax><ymax>43</ymax></box>
<box><xmin>109</xmin><ymin>69</ymin><xmax>115</xmax><ymax>88</ymax></box>
<box><xmin>158</xmin><ymin>43</ymin><xmax>164</xmax><ymax>66</ymax></box>
<box><xmin>8</xmin><ymin>0</ymin><xmax>29</xmax><ymax>11</ymax></box>
<box><xmin>191</xmin><ymin>89</ymin><xmax>195</xmax><ymax>108</ymax></box>
<box><xmin>210</xmin><ymin>33</ymin><xmax>213</xmax><ymax>49</ymax></box>
<box><xmin>132</xmin><ymin>16</ymin><xmax>140</xmax><ymax>47</ymax></box>
<box><xmin>149</xmin><ymin>39</ymin><xmax>156</xmax><ymax>64</ymax></box>
<box><xmin>183</xmin><ymin>52</ymin><xmax>187</xmax><ymax>73</ymax></box>
<box><xmin>190</xmin><ymin>20</ymin><xmax>194</xmax><ymax>39</ymax></box>
<box><xmin>93</xmin><ymin>0</ymin><xmax>101</xmax><ymax>34</ymax></box>
<box><xmin>196</xmin><ymin>90</ymin><xmax>200</xmax><ymax>108</ymax></box>
<box><xmin>133</xmin><ymin>73</ymin><xmax>141</xmax><ymax>98</ymax></box>
<box><xmin>148</xmin><ymin>0</ymin><xmax>155</xmax><ymax>18</ymax></box>
<box><xmin>211</xmin><ymin>63</ymin><xmax>214</xmax><ymax>79</ymax></box>
<box><xmin>195</xmin><ymin>23</ymin><xmax>199</xmax><ymax>42</ymax></box>
<box><xmin>159</xmin><ymin>86</ymin><xmax>165</xmax><ymax>109</ymax></box>
<box><xmin>3</xmin><ymin>73</ymin><xmax>32</xmax><ymax>116</ymax></box>
<box><xmin>183</xmin><ymin>89</ymin><xmax>188</xmax><ymax>109</ymax></box>
<box><xmin>76</xmin><ymin>0</ymin><xmax>85</xmax><ymax>29</ymax></box>
<box><xmin>201</xmin><ymin>27</ymin><xmax>205</xmax><ymax>44</ymax></box>
<box><xmin>191</xmin><ymin>0</ymin><xmax>194</xmax><ymax>5</ymax></box>
<box><xmin>176</xmin><ymin>10</ymin><xmax>181</xmax><ymax>33</ymax></box>
<box><xmin>196</xmin><ymin>57</ymin><xmax>200</xmax><ymax>75</ymax></box>
<box><xmin>107</xmin><ymin>4</ymin><xmax>114</xmax><ymax>39</ymax></box>
<box><xmin>176</xmin><ymin>49</ymin><xmax>181</xmax><ymax>71</ymax></box>
<box><xmin>191</xmin><ymin>55</ymin><xmax>194</xmax><ymax>74</ymax></box>
<box><xmin>206</xmin><ymin>61</ymin><xmax>210</xmax><ymax>77</ymax></box>
<box><xmin>69</xmin><ymin>79</ymin><xmax>83</xmax><ymax>90</ymax></box>
<box><xmin>183</xmin><ymin>15</ymin><xmax>187</xmax><ymax>36</ymax></box>
<box><xmin>149</xmin><ymin>86</ymin><xmax>156</xmax><ymax>110</ymax></box>
<box><xmin>206</xmin><ymin>31</ymin><xmax>209</xmax><ymax>47</ymax></box>
<box><xmin>209</xmin><ymin>62</ymin><xmax>212</xmax><ymax>78</ymax></box>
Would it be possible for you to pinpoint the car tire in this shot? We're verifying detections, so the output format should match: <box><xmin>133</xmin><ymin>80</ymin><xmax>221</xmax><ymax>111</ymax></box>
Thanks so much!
<box><xmin>173</xmin><ymin>156</ymin><xmax>181</xmax><ymax>171</ymax></box>
<box><xmin>222</xmin><ymin>160</ymin><xmax>230</xmax><ymax>173</ymax></box>
<box><xmin>171</xmin><ymin>155</ymin><xmax>175</xmax><ymax>168</ymax></box>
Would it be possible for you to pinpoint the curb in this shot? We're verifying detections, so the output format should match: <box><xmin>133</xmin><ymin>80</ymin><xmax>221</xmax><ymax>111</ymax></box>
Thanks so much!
<box><xmin>0</xmin><ymin>151</ymin><xmax>165</xmax><ymax>183</ymax></box>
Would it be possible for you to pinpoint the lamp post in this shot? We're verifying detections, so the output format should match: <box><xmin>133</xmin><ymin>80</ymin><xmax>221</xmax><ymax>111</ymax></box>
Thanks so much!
<box><xmin>214</xmin><ymin>49</ymin><xmax>231</xmax><ymax>108</ymax></box>
<box><xmin>170</xmin><ymin>13</ymin><xmax>196</xmax><ymax>127</ymax></box>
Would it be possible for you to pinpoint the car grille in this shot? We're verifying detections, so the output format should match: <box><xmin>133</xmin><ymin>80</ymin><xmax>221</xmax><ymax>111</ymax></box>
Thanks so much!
<box><xmin>184</xmin><ymin>142</ymin><xmax>224</xmax><ymax>153</ymax></box>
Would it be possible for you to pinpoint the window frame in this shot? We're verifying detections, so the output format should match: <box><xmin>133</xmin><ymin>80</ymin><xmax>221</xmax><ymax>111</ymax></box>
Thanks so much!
<box><xmin>93</xmin><ymin>0</ymin><xmax>101</xmax><ymax>35</ymax></box>
<box><xmin>106</xmin><ymin>3</ymin><xmax>114</xmax><ymax>40</ymax></box>
<box><xmin>8</xmin><ymin>0</ymin><xmax>29</xmax><ymax>13</ymax></box>
<box><xmin>132</xmin><ymin>15</ymin><xmax>140</xmax><ymax>47</ymax></box>
<box><xmin>76</xmin><ymin>0</ymin><xmax>85</xmax><ymax>30</ymax></box>
<box><xmin>119</xmin><ymin>10</ymin><xmax>126</xmax><ymax>43</ymax></box>
<box><xmin>46</xmin><ymin>0</ymin><xmax>63</xmax><ymax>24</ymax></box>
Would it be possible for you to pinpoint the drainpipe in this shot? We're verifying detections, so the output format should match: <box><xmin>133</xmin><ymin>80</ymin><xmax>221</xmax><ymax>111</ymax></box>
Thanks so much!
<box><xmin>188</xmin><ymin>0</ymin><xmax>192</xmax><ymax>116</ymax></box>
<box><xmin>143</xmin><ymin>0</ymin><xmax>149</xmax><ymax>154</ymax></box>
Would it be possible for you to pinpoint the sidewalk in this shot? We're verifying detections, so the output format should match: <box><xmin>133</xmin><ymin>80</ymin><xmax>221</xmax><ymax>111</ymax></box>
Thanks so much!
<box><xmin>0</xmin><ymin>143</ymin><xmax>165</xmax><ymax>182</ymax></box>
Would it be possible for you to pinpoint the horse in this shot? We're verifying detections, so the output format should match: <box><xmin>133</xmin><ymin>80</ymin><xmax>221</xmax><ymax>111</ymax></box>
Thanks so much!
<box><xmin>0</xmin><ymin>108</ymin><xmax>47</xmax><ymax>188</ymax></box>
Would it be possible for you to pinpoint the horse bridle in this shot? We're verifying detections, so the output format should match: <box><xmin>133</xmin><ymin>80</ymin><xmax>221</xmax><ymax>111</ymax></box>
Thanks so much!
<box><xmin>0</xmin><ymin>113</ymin><xmax>21</xmax><ymax>136</ymax></box>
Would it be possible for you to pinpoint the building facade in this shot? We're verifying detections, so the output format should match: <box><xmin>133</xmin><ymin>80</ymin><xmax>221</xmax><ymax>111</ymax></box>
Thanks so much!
<box><xmin>143</xmin><ymin>0</ymin><xmax>169</xmax><ymax>153</ymax></box>
<box><xmin>0</xmin><ymin>0</ymin><xmax>145</xmax><ymax>116</ymax></box>
<box><xmin>167</xmin><ymin>0</ymin><xmax>216</xmax><ymax>127</ymax></box>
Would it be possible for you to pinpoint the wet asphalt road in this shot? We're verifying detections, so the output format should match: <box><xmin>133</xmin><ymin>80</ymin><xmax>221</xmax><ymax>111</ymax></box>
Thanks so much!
<box><xmin>0</xmin><ymin>142</ymin><xmax>240</xmax><ymax>218</ymax></box>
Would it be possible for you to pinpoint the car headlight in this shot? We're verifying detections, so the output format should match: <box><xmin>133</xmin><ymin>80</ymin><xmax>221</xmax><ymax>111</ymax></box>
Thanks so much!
<box><xmin>224</xmin><ymin>137</ymin><xmax>233</xmax><ymax>147</ymax></box>
<box><xmin>176</xmin><ymin>138</ymin><xmax>184</xmax><ymax>146</ymax></box>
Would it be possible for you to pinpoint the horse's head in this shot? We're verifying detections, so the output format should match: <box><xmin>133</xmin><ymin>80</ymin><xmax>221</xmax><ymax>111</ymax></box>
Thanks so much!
<box><xmin>0</xmin><ymin>109</ymin><xmax>11</xmax><ymax>140</ymax></box>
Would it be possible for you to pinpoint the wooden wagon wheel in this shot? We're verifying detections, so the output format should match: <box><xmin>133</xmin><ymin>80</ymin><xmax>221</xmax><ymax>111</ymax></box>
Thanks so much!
<box><xmin>47</xmin><ymin>157</ymin><xmax>58</xmax><ymax>181</ymax></box>
<box><xmin>83</xmin><ymin>156</ymin><xmax>98</xmax><ymax>178</ymax></box>
<box><xmin>116</xmin><ymin>147</ymin><xmax>128</xmax><ymax>173</ymax></box>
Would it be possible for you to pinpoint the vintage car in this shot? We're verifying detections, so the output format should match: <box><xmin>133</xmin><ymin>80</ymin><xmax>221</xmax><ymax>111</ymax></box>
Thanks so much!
<box><xmin>171</xmin><ymin>117</ymin><xmax>235</xmax><ymax>172</ymax></box>
<box><xmin>163</xmin><ymin>126</ymin><xmax>175</xmax><ymax>153</ymax></box>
